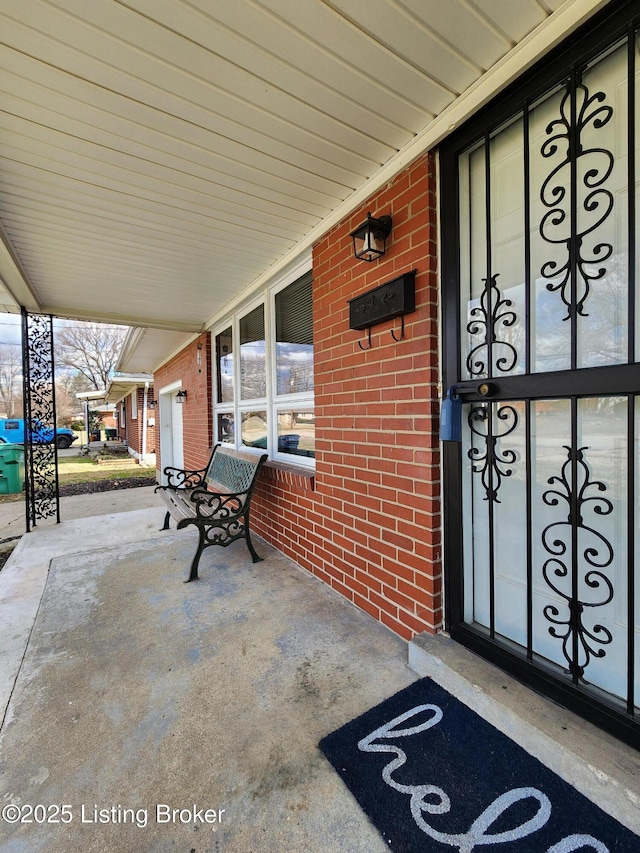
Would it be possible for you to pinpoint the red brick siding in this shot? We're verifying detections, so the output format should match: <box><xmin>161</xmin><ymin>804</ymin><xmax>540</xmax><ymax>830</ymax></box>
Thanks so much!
<box><xmin>154</xmin><ymin>156</ymin><xmax>442</xmax><ymax>641</ymax></box>
<box><xmin>117</xmin><ymin>402</ymin><xmax>127</xmax><ymax>441</ymax></box>
<box><xmin>146</xmin><ymin>394</ymin><xmax>156</xmax><ymax>455</ymax></box>
<box><xmin>154</xmin><ymin>333</ymin><xmax>212</xmax><ymax>472</ymax></box>
<box><xmin>127</xmin><ymin>392</ymin><xmax>140</xmax><ymax>453</ymax></box>
<box><xmin>125</xmin><ymin>387</ymin><xmax>156</xmax><ymax>456</ymax></box>
<box><xmin>101</xmin><ymin>412</ymin><xmax>117</xmax><ymax>430</ymax></box>
<box><xmin>252</xmin><ymin>465</ymin><xmax>317</xmax><ymax>573</ymax></box>
<box><xmin>252</xmin><ymin>153</ymin><xmax>442</xmax><ymax>639</ymax></box>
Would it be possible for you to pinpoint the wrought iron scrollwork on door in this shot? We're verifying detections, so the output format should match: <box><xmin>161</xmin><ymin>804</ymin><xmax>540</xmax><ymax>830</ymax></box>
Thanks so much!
<box><xmin>467</xmin><ymin>404</ymin><xmax>519</xmax><ymax>503</ymax></box>
<box><xmin>466</xmin><ymin>274</ymin><xmax>518</xmax><ymax>377</ymax></box>
<box><xmin>541</xmin><ymin>445</ymin><xmax>614</xmax><ymax>680</ymax></box>
<box><xmin>540</xmin><ymin>79</ymin><xmax>614</xmax><ymax>319</ymax></box>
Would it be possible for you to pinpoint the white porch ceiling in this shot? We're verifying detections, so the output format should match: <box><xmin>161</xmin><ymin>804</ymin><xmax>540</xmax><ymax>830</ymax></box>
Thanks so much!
<box><xmin>0</xmin><ymin>0</ymin><xmax>609</xmax><ymax>346</ymax></box>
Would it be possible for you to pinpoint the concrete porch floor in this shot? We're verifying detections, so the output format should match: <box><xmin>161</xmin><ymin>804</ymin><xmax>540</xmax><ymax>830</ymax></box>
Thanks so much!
<box><xmin>0</xmin><ymin>492</ymin><xmax>638</xmax><ymax>851</ymax></box>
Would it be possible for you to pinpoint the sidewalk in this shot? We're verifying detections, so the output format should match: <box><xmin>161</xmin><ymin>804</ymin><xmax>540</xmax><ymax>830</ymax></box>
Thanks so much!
<box><xmin>0</xmin><ymin>487</ymin><xmax>164</xmax><ymax>727</ymax></box>
<box><xmin>0</xmin><ymin>485</ymin><xmax>160</xmax><ymax>544</ymax></box>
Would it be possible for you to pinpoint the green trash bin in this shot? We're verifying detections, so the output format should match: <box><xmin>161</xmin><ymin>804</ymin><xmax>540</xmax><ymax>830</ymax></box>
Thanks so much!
<box><xmin>0</xmin><ymin>444</ymin><xmax>25</xmax><ymax>494</ymax></box>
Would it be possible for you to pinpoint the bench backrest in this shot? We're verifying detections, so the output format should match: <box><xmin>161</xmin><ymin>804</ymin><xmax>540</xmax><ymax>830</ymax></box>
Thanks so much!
<box><xmin>204</xmin><ymin>445</ymin><xmax>266</xmax><ymax>495</ymax></box>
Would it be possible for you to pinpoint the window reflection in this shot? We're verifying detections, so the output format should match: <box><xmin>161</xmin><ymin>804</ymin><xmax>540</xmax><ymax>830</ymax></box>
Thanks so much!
<box><xmin>241</xmin><ymin>411</ymin><xmax>267</xmax><ymax>449</ymax></box>
<box><xmin>217</xmin><ymin>412</ymin><xmax>234</xmax><ymax>443</ymax></box>
<box><xmin>216</xmin><ymin>327</ymin><xmax>233</xmax><ymax>404</ymax></box>
<box><xmin>277</xmin><ymin>411</ymin><xmax>315</xmax><ymax>458</ymax></box>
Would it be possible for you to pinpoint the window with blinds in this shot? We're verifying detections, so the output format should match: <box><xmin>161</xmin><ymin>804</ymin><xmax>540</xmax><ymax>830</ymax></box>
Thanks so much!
<box><xmin>215</xmin><ymin>326</ymin><xmax>233</xmax><ymax>405</ymax></box>
<box><xmin>239</xmin><ymin>305</ymin><xmax>266</xmax><ymax>400</ymax></box>
<box><xmin>275</xmin><ymin>271</ymin><xmax>313</xmax><ymax>395</ymax></box>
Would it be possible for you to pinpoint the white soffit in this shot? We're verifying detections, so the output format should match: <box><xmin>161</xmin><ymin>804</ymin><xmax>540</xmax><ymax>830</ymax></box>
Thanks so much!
<box><xmin>0</xmin><ymin>0</ymin><xmax>609</xmax><ymax>333</ymax></box>
<box><xmin>106</xmin><ymin>372</ymin><xmax>154</xmax><ymax>404</ymax></box>
<box><xmin>116</xmin><ymin>327</ymin><xmax>196</xmax><ymax>374</ymax></box>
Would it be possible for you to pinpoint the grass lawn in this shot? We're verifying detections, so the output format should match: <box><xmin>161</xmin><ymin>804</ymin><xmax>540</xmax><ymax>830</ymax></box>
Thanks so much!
<box><xmin>57</xmin><ymin>453</ymin><xmax>154</xmax><ymax>486</ymax></box>
<box><xmin>0</xmin><ymin>449</ymin><xmax>155</xmax><ymax>504</ymax></box>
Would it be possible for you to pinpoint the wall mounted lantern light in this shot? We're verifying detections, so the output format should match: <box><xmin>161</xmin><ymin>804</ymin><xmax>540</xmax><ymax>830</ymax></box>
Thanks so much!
<box><xmin>176</xmin><ymin>390</ymin><xmax>187</xmax><ymax>403</ymax></box>
<box><xmin>350</xmin><ymin>212</ymin><xmax>392</xmax><ymax>262</ymax></box>
<box><xmin>148</xmin><ymin>399</ymin><xmax>158</xmax><ymax>410</ymax></box>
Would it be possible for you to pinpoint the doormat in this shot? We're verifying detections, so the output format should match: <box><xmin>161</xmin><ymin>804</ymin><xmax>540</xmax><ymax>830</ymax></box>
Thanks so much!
<box><xmin>319</xmin><ymin>678</ymin><xmax>638</xmax><ymax>852</ymax></box>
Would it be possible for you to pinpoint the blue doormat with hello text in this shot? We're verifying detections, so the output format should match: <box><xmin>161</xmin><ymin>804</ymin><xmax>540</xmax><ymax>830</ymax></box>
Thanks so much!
<box><xmin>319</xmin><ymin>678</ymin><xmax>639</xmax><ymax>852</ymax></box>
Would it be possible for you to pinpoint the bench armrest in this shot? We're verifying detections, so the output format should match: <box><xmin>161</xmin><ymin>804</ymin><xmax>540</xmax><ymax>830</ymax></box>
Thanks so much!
<box><xmin>161</xmin><ymin>465</ymin><xmax>208</xmax><ymax>490</ymax></box>
<box><xmin>189</xmin><ymin>486</ymin><xmax>245</xmax><ymax>520</ymax></box>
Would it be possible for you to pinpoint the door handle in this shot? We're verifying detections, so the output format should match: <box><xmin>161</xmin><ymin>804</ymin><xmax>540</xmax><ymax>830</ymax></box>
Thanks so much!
<box><xmin>452</xmin><ymin>382</ymin><xmax>496</xmax><ymax>398</ymax></box>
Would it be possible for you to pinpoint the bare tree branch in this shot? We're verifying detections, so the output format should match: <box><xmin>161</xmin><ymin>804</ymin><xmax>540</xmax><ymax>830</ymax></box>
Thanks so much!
<box><xmin>55</xmin><ymin>322</ymin><xmax>127</xmax><ymax>392</ymax></box>
<box><xmin>0</xmin><ymin>343</ymin><xmax>22</xmax><ymax>417</ymax></box>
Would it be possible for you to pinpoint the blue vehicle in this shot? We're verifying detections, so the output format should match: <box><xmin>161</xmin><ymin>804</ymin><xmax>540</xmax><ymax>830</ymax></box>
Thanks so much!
<box><xmin>0</xmin><ymin>418</ymin><xmax>78</xmax><ymax>449</ymax></box>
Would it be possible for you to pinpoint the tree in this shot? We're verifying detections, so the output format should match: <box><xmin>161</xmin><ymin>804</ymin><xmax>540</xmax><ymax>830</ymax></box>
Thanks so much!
<box><xmin>55</xmin><ymin>373</ymin><xmax>80</xmax><ymax>425</ymax></box>
<box><xmin>0</xmin><ymin>342</ymin><xmax>22</xmax><ymax>417</ymax></box>
<box><xmin>54</xmin><ymin>322</ymin><xmax>128</xmax><ymax>392</ymax></box>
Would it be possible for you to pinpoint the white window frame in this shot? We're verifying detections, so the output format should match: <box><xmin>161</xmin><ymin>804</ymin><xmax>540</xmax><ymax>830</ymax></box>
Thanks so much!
<box><xmin>212</xmin><ymin>258</ymin><xmax>314</xmax><ymax>468</ymax></box>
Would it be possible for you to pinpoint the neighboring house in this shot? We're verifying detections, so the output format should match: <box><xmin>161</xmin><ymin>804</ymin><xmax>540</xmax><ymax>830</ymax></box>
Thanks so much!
<box><xmin>105</xmin><ymin>374</ymin><xmax>156</xmax><ymax>467</ymax></box>
<box><xmin>91</xmin><ymin>403</ymin><xmax>117</xmax><ymax>437</ymax></box>
<box><xmin>75</xmin><ymin>389</ymin><xmax>113</xmax><ymax>445</ymax></box>
<box><xmin>140</xmin><ymin>3</ymin><xmax>640</xmax><ymax>746</ymax></box>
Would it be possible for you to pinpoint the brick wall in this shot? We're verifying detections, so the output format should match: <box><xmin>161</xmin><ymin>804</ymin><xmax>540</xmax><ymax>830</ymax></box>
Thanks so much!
<box><xmin>125</xmin><ymin>388</ymin><xmax>156</xmax><ymax>457</ymax></box>
<box><xmin>154</xmin><ymin>333</ymin><xmax>212</xmax><ymax>472</ymax></box>
<box><xmin>252</xmin><ymin>153</ymin><xmax>442</xmax><ymax>639</ymax></box>
<box><xmin>127</xmin><ymin>391</ymin><xmax>141</xmax><ymax>453</ymax></box>
<box><xmin>153</xmin><ymin>156</ymin><xmax>442</xmax><ymax>641</ymax></box>
<box><xmin>145</xmin><ymin>390</ymin><xmax>156</xmax><ymax>455</ymax></box>
<box><xmin>101</xmin><ymin>411</ymin><xmax>117</xmax><ymax>430</ymax></box>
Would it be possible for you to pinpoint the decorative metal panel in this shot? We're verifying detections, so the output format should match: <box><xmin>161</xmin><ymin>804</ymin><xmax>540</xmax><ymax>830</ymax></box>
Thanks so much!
<box><xmin>539</xmin><ymin>81</ymin><xmax>614</xmax><ymax>322</ymax></box>
<box><xmin>467</xmin><ymin>404</ymin><xmax>519</xmax><ymax>503</ymax></box>
<box><xmin>541</xmin><ymin>444</ymin><xmax>614</xmax><ymax>680</ymax></box>
<box><xmin>466</xmin><ymin>275</ymin><xmax>518</xmax><ymax>377</ymax></box>
<box><xmin>22</xmin><ymin>310</ymin><xmax>60</xmax><ymax>530</ymax></box>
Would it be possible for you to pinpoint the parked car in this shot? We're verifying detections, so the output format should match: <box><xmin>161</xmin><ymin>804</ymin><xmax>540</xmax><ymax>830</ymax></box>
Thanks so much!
<box><xmin>0</xmin><ymin>418</ymin><xmax>78</xmax><ymax>449</ymax></box>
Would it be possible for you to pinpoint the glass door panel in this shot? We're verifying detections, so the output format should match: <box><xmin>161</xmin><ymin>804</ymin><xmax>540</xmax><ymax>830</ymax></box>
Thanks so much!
<box><xmin>462</xmin><ymin>396</ymin><xmax>636</xmax><ymax>704</ymax></box>
<box><xmin>445</xmin><ymin>8</ymin><xmax>640</xmax><ymax>741</ymax></box>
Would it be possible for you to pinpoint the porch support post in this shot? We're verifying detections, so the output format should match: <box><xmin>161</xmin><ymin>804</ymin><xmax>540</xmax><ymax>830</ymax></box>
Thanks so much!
<box><xmin>21</xmin><ymin>309</ymin><xmax>60</xmax><ymax>531</ymax></box>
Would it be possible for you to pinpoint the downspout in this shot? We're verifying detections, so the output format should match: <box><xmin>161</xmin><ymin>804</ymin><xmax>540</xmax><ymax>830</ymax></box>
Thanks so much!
<box><xmin>84</xmin><ymin>399</ymin><xmax>90</xmax><ymax>450</ymax></box>
<box><xmin>142</xmin><ymin>382</ymin><xmax>148</xmax><ymax>465</ymax></box>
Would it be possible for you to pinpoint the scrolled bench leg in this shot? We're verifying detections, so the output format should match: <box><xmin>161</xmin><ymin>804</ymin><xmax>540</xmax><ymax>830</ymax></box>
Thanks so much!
<box><xmin>185</xmin><ymin>530</ymin><xmax>206</xmax><ymax>583</ymax></box>
<box><xmin>160</xmin><ymin>511</ymin><xmax>171</xmax><ymax>531</ymax></box>
<box><xmin>245</xmin><ymin>529</ymin><xmax>263</xmax><ymax>564</ymax></box>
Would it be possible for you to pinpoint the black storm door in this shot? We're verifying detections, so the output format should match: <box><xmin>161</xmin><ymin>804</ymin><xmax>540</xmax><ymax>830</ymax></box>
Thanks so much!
<box><xmin>441</xmin><ymin>1</ymin><xmax>640</xmax><ymax>747</ymax></box>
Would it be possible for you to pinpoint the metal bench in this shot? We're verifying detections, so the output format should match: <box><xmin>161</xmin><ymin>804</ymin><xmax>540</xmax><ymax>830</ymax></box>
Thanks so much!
<box><xmin>156</xmin><ymin>444</ymin><xmax>268</xmax><ymax>582</ymax></box>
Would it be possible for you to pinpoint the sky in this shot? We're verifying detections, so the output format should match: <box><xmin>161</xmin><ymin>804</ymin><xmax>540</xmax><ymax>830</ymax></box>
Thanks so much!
<box><xmin>0</xmin><ymin>313</ymin><xmax>126</xmax><ymax>348</ymax></box>
<box><xmin>0</xmin><ymin>313</ymin><xmax>21</xmax><ymax>347</ymax></box>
